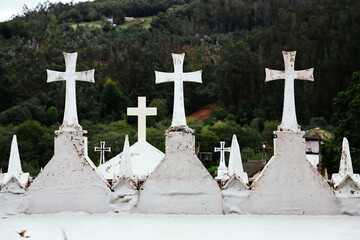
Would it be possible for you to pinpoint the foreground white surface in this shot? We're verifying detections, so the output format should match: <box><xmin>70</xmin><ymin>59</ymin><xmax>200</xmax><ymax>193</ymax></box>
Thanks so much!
<box><xmin>1</xmin><ymin>213</ymin><xmax>359</xmax><ymax>240</ymax></box>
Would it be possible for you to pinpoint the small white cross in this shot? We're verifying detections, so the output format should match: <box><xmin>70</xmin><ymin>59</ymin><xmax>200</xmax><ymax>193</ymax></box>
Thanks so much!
<box><xmin>47</xmin><ymin>52</ymin><xmax>95</xmax><ymax>131</ymax></box>
<box><xmin>94</xmin><ymin>141</ymin><xmax>111</xmax><ymax>165</ymax></box>
<box><xmin>127</xmin><ymin>96</ymin><xmax>157</xmax><ymax>142</ymax></box>
<box><xmin>265</xmin><ymin>51</ymin><xmax>314</xmax><ymax>132</ymax></box>
<box><xmin>215</xmin><ymin>141</ymin><xmax>231</xmax><ymax>169</ymax></box>
<box><xmin>155</xmin><ymin>53</ymin><xmax>202</xmax><ymax>127</ymax></box>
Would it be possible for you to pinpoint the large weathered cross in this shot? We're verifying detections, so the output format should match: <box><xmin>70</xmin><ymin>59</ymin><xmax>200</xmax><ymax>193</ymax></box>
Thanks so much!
<box><xmin>127</xmin><ymin>96</ymin><xmax>157</xmax><ymax>142</ymax></box>
<box><xmin>94</xmin><ymin>141</ymin><xmax>111</xmax><ymax>165</ymax></box>
<box><xmin>155</xmin><ymin>53</ymin><xmax>202</xmax><ymax>127</ymax></box>
<box><xmin>47</xmin><ymin>52</ymin><xmax>95</xmax><ymax>131</ymax></box>
<box><xmin>215</xmin><ymin>141</ymin><xmax>231</xmax><ymax>168</ymax></box>
<box><xmin>265</xmin><ymin>51</ymin><xmax>314</xmax><ymax>132</ymax></box>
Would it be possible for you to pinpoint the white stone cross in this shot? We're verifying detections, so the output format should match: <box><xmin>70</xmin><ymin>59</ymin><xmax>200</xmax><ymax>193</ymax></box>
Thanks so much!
<box><xmin>215</xmin><ymin>141</ymin><xmax>231</xmax><ymax>169</ymax></box>
<box><xmin>155</xmin><ymin>53</ymin><xmax>202</xmax><ymax>127</ymax></box>
<box><xmin>265</xmin><ymin>51</ymin><xmax>314</xmax><ymax>132</ymax></box>
<box><xmin>47</xmin><ymin>52</ymin><xmax>95</xmax><ymax>131</ymax></box>
<box><xmin>127</xmin><ymin>96</ymin><xmax>157</xmax><ymax>142</ymax></box>
<box><xmin>95</xmin><ymin>141</ymin><xmax>111</xmax><ymax>165</ymax></box>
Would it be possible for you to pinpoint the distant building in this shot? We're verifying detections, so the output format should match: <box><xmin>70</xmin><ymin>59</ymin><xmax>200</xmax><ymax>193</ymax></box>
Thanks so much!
<box><xmin>243</xmin><ymin>160</ymin><xmax>264</xmax><ymax>184</ymax></box>
<box><xmin>125</xmin><ymin>17</ymin><xmax>135</xmax><ymax>22</ymax></box>
<box><xmin>304</xmin><ymin>128</ymin><xmax>333</xmax><ymax>170</ymax></box>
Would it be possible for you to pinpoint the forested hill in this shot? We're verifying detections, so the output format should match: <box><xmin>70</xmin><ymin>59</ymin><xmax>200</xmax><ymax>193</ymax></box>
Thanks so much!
<box><xmin>0</xmin><ymin>0</ymin><xmax>359</xmax><ymax>175</ymax></box>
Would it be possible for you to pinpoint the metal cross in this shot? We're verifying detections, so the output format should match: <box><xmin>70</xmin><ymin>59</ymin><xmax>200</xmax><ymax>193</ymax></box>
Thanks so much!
<box><xmin>127</xmin><ymin>96</ymin><xmax>157</xmax><ymax>142</ymax></box>
<box><xmin>94</xmin><ymin>141</ymin><xmax>111</xmax><ymax>165</ymax></box>
<box><xmin>256</xmin><ymin>142</ymin><xmax>273</xmax><ymax>165</ymax></box>
<box><xmin>215</xmin><ymin>141</ymin><xmax>231</xmax><ymax>168</ymax></box>
<box><xmin>47</xmin><ymin>52</ymin><xmax>95</xmax><ymax>131</ymax></box>
<box><xmin>265</xmin><ymin>51</ymin><xmax>314</xmax><ymax>132</ymax></box>
<box><xmin>155</xmin><ymin>53</ymin><xmax>202</xmax><ymax>127</ymax></box>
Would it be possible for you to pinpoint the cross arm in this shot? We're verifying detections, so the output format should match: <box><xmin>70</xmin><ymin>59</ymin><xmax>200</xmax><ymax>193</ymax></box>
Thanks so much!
<box><xmin>47</xmin><ymin>70</ymin><xmax>66</xmax><ymax>83</ymax></box>
<box><xmin>75</xmin><ymin>70</ymin><xmax>95</xmax><ymax>83</ymax></box>
<box><xmin>295</xmin><ymin>68</ymin><xmax>314</xmax><ymax>81</ymax></box>
<box><xmin>265</xmin><ymin>68</ymin><xmax>286</xmax><ymax>82</ymax></box>
<box><xmin>127</xmin><ymin>108</ymin><xmax>139</xmax><ymax>116</ymax></box>
<box><xmin>145</xmin><ymin>108</ymin><xmax>157</xmax><ymax>115</ymax></box>
<box><xmin>183</xmin><ymin>71</ymin><xmax>202</xmax><ymax>83</ymax></box>
<box><xmin>155</xmin><ymin>71</ymin><xmax>174</xmax><ymax>84</ymax></box>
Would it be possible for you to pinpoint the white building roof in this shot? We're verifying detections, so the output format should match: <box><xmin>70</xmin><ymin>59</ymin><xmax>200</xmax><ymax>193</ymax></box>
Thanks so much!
<box><xmin>98</xmin><ymin>141</ymin><xmax>164</xmax><ymax>180</ymax></box>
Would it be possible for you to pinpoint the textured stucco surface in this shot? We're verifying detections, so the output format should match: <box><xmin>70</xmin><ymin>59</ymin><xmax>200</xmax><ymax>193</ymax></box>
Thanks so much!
<box><xmin>27</xmin><ymin>130</ymin><xmax>111</xmax><ymax>213</ymax></box>
<box><xmin>247</xmin><ymin>131</ymin><xmax>339</xmax><ymax>215</ymax></box>
<box><xmin>136</xmin><ymin>127</ymin><xmax>222</xmax><ymax>214</ymax></box>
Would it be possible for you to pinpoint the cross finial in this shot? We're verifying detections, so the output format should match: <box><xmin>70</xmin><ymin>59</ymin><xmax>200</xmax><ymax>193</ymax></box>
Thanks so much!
<box><xmin>94</xmin><ymin>141</ymin><xmax>111</xmax><ymax>165</ymax></box>
<box><xmin>8</xmin><ymin>135</ymin><xmax>22</xmax><ymax>176</ymax></box>
<box><xmin>127</xmin><ymin>96</ymin><xmax>157</xmax><ymax>142</ymax></box>
<box><xmin>47</xmin><ymin>52</ymin><xmax>95</xmax><ymax>131</ymax></box>
<box><xmin>215</xmin><ymin>141</ymin><xmax>231</xmax><ymax>169</ymax></box>
<box><xmin>339</xmin><ymin>137</ymin><xmax>354</xmax><ymax>176</ymax></box>
<box><xmin>155</xmin><ymin>53</ymin><xmax>202</xmax><ymax>127</ymax></box>
<box><xmin>265</xmin><ymin>51</ymin><xmax>314</xmax><ymax>132</ymax></box>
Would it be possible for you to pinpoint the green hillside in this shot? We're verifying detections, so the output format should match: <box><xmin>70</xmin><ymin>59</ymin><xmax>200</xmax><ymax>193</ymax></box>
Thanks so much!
<box><xmin>0</xmin><ymin>0</ymin><xmax>359</xmax><ymax>175</ymax></box>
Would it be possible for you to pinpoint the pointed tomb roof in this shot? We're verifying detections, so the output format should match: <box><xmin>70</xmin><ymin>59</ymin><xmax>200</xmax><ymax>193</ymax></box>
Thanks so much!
<box><xmin>0</xmin><ymin>135</ymin><xmax>30</xmax><ymax>193</ymax></box>
<box><xmin>332</xmin><ymin>137</ymin><xmax>360</xmax><ymax>189</ymax></box>
<box><xmin>228</xmin><ymin>134</ymin><xmax>248</xmax><ymax>184</ymax></box>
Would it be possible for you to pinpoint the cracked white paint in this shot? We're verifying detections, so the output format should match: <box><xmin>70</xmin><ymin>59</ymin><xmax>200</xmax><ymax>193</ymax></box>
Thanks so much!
<box><xmin>47</xmin><ymin>52</ymin><xmax>94</xmax><ymax>131</ymax></box>
<box><xmin>0</xmin><ymin>135</ymin><xmax>29</xmax><ymax>193</ymax></box>
<box><xmin>127</xmin><ymin>96</ymin><xmax>157</xmax><ymax>142</ymax></box>
<box><xmin>228</xmin><ymin>134</ymin><xmax>248</xmax><ymax>184</ymax></box>
<box><xmin>331</xmin><ymin>137</ymin><xmax>360</xmax><ymax>196</ymax></box>
<box><xmin>136</xmin><ymin>126</ymin><xmax>222</xmax><ymax>214</ymax></box>
<box><xmin>155</xmin><ymin>53</ymin><xmax>202</xmax><ymax>127</ymax></box>
<box><xmin>265</xmin><ymin>51</ymin><xmax>314</xmax><ymax>132</ymax></box>
<box><xmin>114</xmin><ymin>135</ymin><xmax>133</xmax><ymax>180</ymax></box>
<box><xmin>27</xmin><ymin>130</ymin><xmax>111</xmax><ymax>213</ymax></box>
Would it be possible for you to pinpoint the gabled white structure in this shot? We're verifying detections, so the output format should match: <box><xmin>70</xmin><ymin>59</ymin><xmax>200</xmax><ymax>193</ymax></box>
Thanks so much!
<box><xmin>136</xmin><ymin>53</ymin><xmax>222</xmax><ymax>214</ymax></box>
<box><xmin>99</xmin><ymin>96</ymin><xmax>164</xmax><ymax>181</ymax></box>
<box><xmin>99</xmin><ymin>141</ymin><xmax>164</xmax><ymax>181</ymax></box>
<box><xmin>0</xmin><ymin>135</ymin><xmax>30</xmax><ymax>193</ymax></box>
<box><xmin>331</xmin><ymin>137</ymin><xmax>360</xmax><ymax>196</ymax></box>
<box><xmin>247</xmin><ymin>51</ymin><xmax>338</xmax><ymax>215</ymax></box>
<box><xmin>28</xmin><ymin>53</ymin><xmax>111</xmax><ymax>214</ymax></box>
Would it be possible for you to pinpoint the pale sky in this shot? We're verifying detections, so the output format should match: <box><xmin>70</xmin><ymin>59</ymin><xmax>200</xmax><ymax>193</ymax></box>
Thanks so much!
<box><xmin>0</xmin><ymin>0</ymin><xmax>93</xmax><ymax>22</ymax></box>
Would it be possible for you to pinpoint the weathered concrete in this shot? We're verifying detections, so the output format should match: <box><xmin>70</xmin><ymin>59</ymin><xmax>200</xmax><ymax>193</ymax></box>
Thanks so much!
<box><xmin>136</xmin><ymin>126</ymin><xmax>222</xmax><ymax>214</ymax></box>
<box><xmin>222</xmin><ymin>176</ymin><xmax>249</xmax><ymax>214</ymax></box>
<box><xmin>0</xmin><ymin>135</ymin><xmax>30</xmax><ymax>194</ymax></box>
<box><xmin>247</xmin><ymin>131</ymin><xmax>339</xmax><ymax>215</ymax></box>
<box><xmin>110</xmin><ymin>177</ymin><xmax>138</xmax><ymax>213</ymax></box>
<box><xmin>331</xmin><ymin>137</ymin><xmax>360</xmax><ymax>196</ymax></box>
<box><xmin>27</xmin><ymin>130</ymin><xmax>111</xmax><ymax>213</ymax></box>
